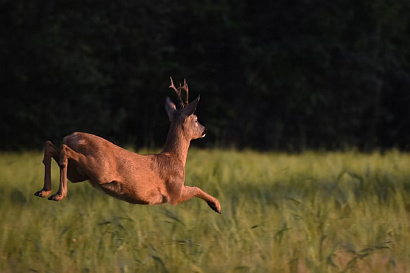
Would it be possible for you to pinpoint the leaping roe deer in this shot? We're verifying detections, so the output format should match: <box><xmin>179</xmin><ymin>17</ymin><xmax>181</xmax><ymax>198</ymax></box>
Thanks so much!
<box><xmin>34</xmin><ymin>77</ymin><xmax>221</xmax><ymax>213</ymax></box>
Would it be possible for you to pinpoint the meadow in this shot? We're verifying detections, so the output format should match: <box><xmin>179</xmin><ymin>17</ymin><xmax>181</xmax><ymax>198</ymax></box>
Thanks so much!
<box><xmin>0</xmin><ymin>149</ymin><xmax>409</xmax><ymax>273</ymax></box>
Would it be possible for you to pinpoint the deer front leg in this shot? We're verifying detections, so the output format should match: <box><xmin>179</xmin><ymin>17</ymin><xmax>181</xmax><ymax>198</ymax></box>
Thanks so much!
<box><xmin>34</xmin><ymin>141</ymin><xmax>59</xmax><ymax>198</ymax></box>
<box><xmin>176</xmin><ymin>186</ymin><xmax>221</xmax><ymax>213</ymax></box>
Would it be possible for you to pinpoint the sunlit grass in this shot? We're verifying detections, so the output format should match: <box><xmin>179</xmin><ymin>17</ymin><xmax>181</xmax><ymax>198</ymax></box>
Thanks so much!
<box><xmin>0</xmin><ymin>150</ymin><xmax>409</xmax><ymax>272</ymax></box>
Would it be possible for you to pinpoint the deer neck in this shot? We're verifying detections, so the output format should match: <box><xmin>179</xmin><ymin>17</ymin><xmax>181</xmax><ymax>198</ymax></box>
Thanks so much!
<box><xmin>161</xmin><ymin>124</ymin><xmax>191</xmax><ymax>165</ymax></box>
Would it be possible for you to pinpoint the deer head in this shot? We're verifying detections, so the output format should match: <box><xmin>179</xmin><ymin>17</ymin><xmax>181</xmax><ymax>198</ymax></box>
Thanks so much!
<box><xmin>165</xmin><ymin>77</ymin><xmax>207</xmax><ymax>141</ymax></box>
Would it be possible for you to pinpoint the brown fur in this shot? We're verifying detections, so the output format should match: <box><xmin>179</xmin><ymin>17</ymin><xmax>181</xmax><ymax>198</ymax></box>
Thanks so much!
<box><xmin>34</xmin><ymin>88</ymin><xmax>221</xmax><ymax>213</ymax></box>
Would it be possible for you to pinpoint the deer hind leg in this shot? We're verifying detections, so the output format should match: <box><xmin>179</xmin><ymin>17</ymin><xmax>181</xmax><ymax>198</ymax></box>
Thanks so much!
<box><xmin>34</xmin><ymin>141</ymin><xmax>60</xmax><ymax>198</ymax></box>
<box><xmin>48</xmin><ymin>144</ymin><xmax>85</xmax><ymax>201</ymax></box>
<box><xmin>174</xmin><ymin>186</ymin><xmax>221</xmax><ymax>213</ymax></box>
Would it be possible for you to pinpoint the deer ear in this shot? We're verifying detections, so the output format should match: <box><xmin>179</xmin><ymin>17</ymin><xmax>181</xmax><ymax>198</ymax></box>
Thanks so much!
<box><xmin>181</xmin><ymin>95</ymin><xmax>200</xmax><ymax>118</ymax></box>
<box><xmin>165</xmin><ymin>97</ymin><xmax>177</xmax><ymax>121</ymax></box>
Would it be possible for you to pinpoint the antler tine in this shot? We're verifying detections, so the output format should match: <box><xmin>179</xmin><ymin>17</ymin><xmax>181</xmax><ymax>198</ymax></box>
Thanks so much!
<box><xmin>169</xmin><ymin>77</ymin><xmax>180</xmax><ymax>96</ymax></box>
<box><xmin>169</xmin><ymin>76</ymin><xmax>185</xmax><ymax>109</ymax></box>
<box><xmin>181</xmin><ymin>78</ymin><xmax>189</xmax><ymax>105</ymax></box>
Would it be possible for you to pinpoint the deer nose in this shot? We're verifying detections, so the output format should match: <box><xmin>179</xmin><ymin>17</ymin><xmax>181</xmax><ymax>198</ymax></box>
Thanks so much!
<box><xmin>201</xmin><ymin>128</ymin><xmax>207</xmax><ymax>138</ymax></box>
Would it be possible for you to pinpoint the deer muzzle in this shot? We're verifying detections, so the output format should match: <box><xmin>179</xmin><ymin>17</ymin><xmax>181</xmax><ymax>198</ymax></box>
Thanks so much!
<box><xmin>201</xmin><ymin>128</ymin><xmax>207</xmax><ymax>138</ymax></box>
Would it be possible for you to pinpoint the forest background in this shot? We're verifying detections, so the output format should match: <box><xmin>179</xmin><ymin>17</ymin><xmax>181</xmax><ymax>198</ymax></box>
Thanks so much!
<box><xmin>1</xmin><ymin>0</ymin><xmax>410</xmax><ymax>151</ymax></box>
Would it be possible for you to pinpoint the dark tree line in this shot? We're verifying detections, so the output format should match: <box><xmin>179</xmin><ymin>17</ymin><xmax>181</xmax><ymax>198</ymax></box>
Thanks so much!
<box><xmin>1</xmin><ymin>0</ymin><xmax>410</xmax><ymax>151</ymax></box>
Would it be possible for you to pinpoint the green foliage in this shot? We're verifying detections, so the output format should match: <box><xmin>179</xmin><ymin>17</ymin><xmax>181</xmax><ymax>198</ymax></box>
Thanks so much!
<box><xmin>1</xmin><ymin>0</ymin><xmax>410</xmax><ymax>150</ymax></box>
<box><xmin>0</xmin><ymin>150</ymin><xmax>410</xmax><ymax>272</ymax></box>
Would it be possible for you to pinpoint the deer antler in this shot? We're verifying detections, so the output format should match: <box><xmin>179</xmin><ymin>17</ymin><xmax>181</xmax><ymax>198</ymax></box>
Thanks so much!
<box><xmin>169</xmin><ymin>77</ymin><xmax>189</xmax><ymax>109</ymax></box>
<box><xmin>181</xmin><ymin>79</ymin><xmax>189</xmax><ymax>105</ymax></box>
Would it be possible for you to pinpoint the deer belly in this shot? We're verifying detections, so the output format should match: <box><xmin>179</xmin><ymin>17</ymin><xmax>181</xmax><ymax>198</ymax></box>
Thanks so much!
<box><xmin>97</xmin><ymin>180</ymin><xmax>168</xmax><ymax>205</ymax></box>
<box><xmin>66</xmin><ymin>160</ymin><xmax>88</xmax><ymax>182</ymax></box>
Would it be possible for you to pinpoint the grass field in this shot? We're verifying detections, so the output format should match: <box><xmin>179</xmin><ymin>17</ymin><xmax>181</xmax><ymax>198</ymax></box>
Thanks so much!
<box><xmin>0</xmin><ymin>149</ymin><xmax>409</xmax><ymax>272</ymax></box>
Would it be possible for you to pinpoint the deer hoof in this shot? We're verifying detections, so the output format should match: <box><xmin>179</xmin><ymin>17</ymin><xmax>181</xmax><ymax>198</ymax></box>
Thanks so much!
<box><xmin>48</xmin><ymin>193</ymin><xmax>65</xmax><ymax>201</ymax></box>
<box><xmin>34</xmin><ymin>189</ymin><xmax>52</xmax><ymax>198</ymax></box>
<box><xmin>207</xmin><ymin>201</ymin><xmax>221</xmax><ymax>214</ymax></box>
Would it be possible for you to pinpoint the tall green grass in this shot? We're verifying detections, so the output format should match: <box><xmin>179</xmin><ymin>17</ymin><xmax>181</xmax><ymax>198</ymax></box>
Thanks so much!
<box><xmin>0</xmin><ymin>150</ymin><xmax>409</xmax><ymax>272</ymax></box>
